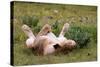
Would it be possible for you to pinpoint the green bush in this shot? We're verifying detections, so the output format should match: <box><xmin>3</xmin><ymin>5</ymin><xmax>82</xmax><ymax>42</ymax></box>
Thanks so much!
<box><xmin>52</xmin><ymin>21</ymin><xmax>91</xmax><ymax>48</ymax></box>
<box><xmin>21</xmin><ymin>15</ymin><xmax>41</xmax><ymax>35</ymax></box>
<box><xmin>52</xmin><ymin>20</ymin><xmax>62</xmax><ymax>36</ymax></box>
<box><xmin>65</xmin><ymin>26</ymin><xmax>91</xmax><ymax>48</ymax></box>
<box><xmin>21</xmin><ymin>15</ymin><xmax>39</xmax><ymax>27</ymax></box>
<box><xmin>33</xmin><ymin>25</ymin><xmax>42</xmax><ymax>35</ymax></box>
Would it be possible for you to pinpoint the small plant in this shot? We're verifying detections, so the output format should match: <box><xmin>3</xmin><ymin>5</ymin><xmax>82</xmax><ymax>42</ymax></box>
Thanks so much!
<box><xmin>33</xmin><ymin>25</ymin><xmax>42</xmax><ymax>35</ymax></box>
<box><xmin>22</xmin><ymin>15</ymin><xmax>39</xmax><ymax>27</ymax></box>
<box><xmin>52</xmin><ymin>20</ymin><xmax>62</xmax><ymax>36</ymax></box>
<box><xmin>21</xmin><ymin>15</ymin><xmax>40</xmax><ymax>35</ymax></box>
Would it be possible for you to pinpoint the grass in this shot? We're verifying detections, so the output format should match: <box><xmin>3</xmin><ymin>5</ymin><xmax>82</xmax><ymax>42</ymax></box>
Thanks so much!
<box><xmin>14</xmin><ymin>41</ymin><xmax>97</xmax><ymax>65</ymax></box>
<box><xmin>12</xmin><ymin>1</ymin><xmax>97</xmax><ymax>66</ymax></box>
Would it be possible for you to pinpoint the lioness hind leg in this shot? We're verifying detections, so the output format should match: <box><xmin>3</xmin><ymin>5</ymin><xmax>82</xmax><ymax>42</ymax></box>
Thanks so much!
<box><xmin>37</xmin><ymin>24</ymin><xmax>51</xmax><ymax>37</ymax></box>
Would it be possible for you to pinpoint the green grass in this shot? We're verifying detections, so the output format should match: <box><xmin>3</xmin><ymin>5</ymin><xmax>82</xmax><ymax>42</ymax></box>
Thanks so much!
<box><xmin>12</xmin><ymin>1</ymin><xmax>97</xmax><ymax>66</ymax></box>
<box><xmin>14</xmin><ymin>41</ymin><xmax>97</xmax><ymax>65</ymax></box>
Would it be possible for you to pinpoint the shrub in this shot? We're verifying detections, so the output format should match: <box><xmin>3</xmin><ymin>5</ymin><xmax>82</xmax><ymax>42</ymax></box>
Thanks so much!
<box><xmin>65</xmin><ymin>26</ymin><xmax>91</xmax><ymax>48</ymax></box>
<box><xmin>52</xmin><ymin>20</ymin><xmax>62</xmax><ymax>36</ymax></box>
<box><xmin>21</xmin><ymin>15</ymin><xmax>39</xmax><ymax>27</ymax></box>
<box><xmin>33</xmin><ymin>25</ymin><xmax>42</xmax><ymax>35</ymax></box>
<box><xmin>21</xmin><ymin>15</ymin><xmax>41</xmax><ymax>36</ymax></box>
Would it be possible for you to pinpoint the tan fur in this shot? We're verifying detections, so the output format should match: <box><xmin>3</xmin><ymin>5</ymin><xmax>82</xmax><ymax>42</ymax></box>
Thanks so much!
<box><xmin>32</xmin><ymin>24</ymin><xmax>54</xmax><ymax>55</ymax></box>
<box><xmin>33</xmin><ymin>36</ymin><xmax>48</xmax><ymax>55</ymax></box>
<box><xmin>37</xmin><ymin>24</ymin><xmax>51</xmax><ymax>37</ymax></box>
<box><xmin>59</xmin><ymin>23</ymin><xmax>69</xmax><ymax>37</ymax></box>
<box><xmin>33</xmin><ymin>36</ymin><xmax>56</xmax><ymax>55</ymax></box>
